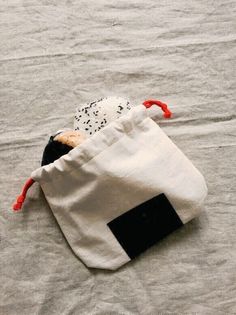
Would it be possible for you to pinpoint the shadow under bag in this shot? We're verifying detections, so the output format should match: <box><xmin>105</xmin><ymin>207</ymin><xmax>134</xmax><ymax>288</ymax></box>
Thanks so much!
<box><xmin>19</xmin><ymin>104</ymin><xmax>208</xmax><ymax>270</ymax></box>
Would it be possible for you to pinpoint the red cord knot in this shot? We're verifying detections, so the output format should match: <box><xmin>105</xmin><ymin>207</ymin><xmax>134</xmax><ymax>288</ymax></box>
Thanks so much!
<box><xmin>13</xmin><ymin>178</ymin><xmax>35</xmax><ymax>211</ymax></box>
<box><xmin>143</xmin><ymin>99</ymin><xmax>172</xmax><ymax>118</ymax></box>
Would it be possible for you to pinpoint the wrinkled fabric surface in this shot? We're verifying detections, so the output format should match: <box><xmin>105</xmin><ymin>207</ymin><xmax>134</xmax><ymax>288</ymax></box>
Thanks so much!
<box><xmin>0</xmin><ymin>1</ymin><xmax>235</xmax><ymax>314</ymax></box>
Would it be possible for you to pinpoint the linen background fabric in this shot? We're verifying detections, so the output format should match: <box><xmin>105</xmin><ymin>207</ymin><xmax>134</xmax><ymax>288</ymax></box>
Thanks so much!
<box><xmin>1</xmin><ymin>0</ymin><xmax>236</xmax><ymax>314</ymax></box>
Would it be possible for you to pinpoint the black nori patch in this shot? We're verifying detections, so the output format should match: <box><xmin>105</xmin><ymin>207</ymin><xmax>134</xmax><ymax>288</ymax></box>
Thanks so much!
<box><xmin>107</xmin><ymin>193</ymin><xmax>183</xmax><ymax>259</ymax></box>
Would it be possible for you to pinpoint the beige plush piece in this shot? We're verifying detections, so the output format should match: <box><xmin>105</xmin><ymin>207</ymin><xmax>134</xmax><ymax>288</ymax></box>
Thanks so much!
<box><xmin>54</xmin><ymin>130</ymin><xmax>87</xmax><ymax>148</ymax></box>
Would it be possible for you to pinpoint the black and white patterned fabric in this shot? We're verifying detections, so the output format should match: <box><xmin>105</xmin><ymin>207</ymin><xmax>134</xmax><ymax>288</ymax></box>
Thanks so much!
<box><xmin>74</xmin><ymin>96</ymin><xmax>132</xmax><ymax>136</ymax></box>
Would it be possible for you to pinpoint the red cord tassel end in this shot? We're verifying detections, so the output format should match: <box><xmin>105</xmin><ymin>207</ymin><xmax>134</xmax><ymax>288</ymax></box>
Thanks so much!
<box><xmin>143</xmin><ymin>99</ymin><xmax>172</xmax><ymax>118</ymax></box>
<box><xmin>13</xmin><ymin>178</ymin><xmax>35</xmax><ymax>211</ymax></box>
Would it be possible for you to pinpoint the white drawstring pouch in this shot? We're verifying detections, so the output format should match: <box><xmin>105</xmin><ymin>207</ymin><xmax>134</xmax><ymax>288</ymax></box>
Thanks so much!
<box><xmin>27</xmin><ymin>102</ymin><xmax>207</xmax><ymax>270</ymax></box>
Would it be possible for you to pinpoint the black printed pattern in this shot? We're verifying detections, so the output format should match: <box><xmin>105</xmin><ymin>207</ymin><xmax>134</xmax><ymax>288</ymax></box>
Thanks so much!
<box><xmin>74</xmin><ymin>97</ymin><xmax>131</xmax><ymax>136</ymax></box>
<box><xmin>107</xmin><ymin>194</ymin><xmax>183</xmax><ymax>259</ymax></box>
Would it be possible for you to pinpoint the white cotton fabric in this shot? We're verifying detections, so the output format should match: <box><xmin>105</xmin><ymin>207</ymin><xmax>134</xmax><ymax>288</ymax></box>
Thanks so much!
<box><xmin>74</xmin><ymin>96</ymin><xmax>131</xmax><ymax>136</ymax></box>
<box><xmin>31</xmin><ymin>105</ymin><xmax>207</xmax><ymax>270</ymax></box>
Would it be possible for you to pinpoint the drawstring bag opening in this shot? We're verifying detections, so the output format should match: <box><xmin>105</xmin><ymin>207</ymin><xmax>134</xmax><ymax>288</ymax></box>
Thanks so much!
<box><xmin>13</xmin><ymin>99</ymin><xmax>171</xmax><ymax>212</ymax></box>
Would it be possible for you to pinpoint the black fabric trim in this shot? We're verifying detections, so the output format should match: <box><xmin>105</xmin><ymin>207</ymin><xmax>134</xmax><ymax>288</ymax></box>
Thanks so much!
<box><xmin>41</xmin><ymin>136</ymin><xmax>73</xmax><ymax>166</ymax></box>
<box><xmin>107</xmin><ymin>193</ymin><xmax>183</xmax><ymax>259</ymax></box>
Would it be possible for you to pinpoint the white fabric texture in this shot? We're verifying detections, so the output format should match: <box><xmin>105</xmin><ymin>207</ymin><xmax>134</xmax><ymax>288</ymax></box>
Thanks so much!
<box><xmin>74</xmin><ymin>96</ymin><xmax>132</xmax><ymax>136</ymax></box>
<box><xmin>31</xmin><ymin>105</ymin><xmax>207</xmax><ymax>270</ymax></box>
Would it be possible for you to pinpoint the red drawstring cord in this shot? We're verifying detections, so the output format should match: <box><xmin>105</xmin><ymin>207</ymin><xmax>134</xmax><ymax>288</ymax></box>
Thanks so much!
<box><xmin>143</xmin><ymin>99</ymin><xmax>172</xmax><ymax>118</ymax></box>
<box><xmin>13</xmin><ymin>178</ymin><xmax>35</xmax><ymax>211</ymax></box>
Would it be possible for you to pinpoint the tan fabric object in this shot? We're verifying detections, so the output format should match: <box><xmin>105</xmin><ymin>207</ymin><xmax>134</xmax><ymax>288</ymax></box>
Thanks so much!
<box><xmin>54</xmin><ymin>130</ymin><xmax>87</xmax><ymax>148</ymax></box>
